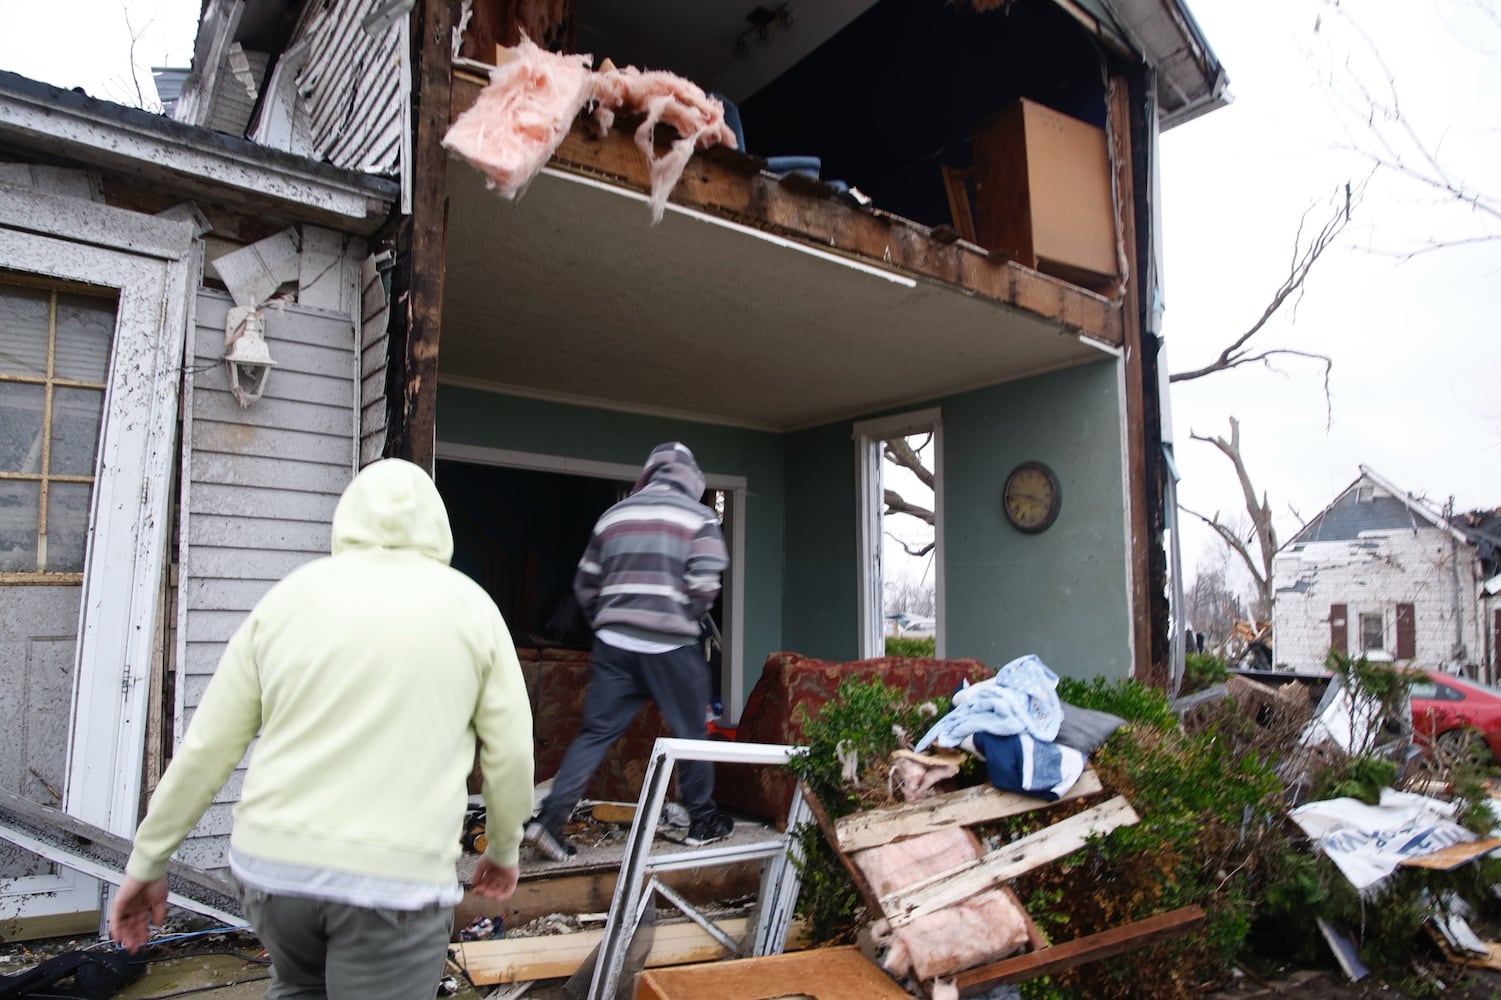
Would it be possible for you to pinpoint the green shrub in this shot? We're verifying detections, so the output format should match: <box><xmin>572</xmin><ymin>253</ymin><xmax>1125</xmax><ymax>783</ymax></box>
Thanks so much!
<box><xmin>1183</xmin><ymin>651</ymin><xmax>1228</xmax><ymax>694</ymax></box>
<box><xmin>884</xmin><ymin>635</ymin><xmax>937</xmax><ymax>658</ymax></box>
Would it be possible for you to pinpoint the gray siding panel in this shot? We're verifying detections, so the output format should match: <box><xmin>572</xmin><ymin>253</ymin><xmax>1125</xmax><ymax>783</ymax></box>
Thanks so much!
<box><xmin>177</xmin><ymin>289</ymin><xmax>358</xmax><ymax>869</ymax></box>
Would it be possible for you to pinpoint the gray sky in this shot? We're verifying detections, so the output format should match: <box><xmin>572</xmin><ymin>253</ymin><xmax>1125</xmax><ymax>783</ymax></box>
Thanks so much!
<box><xmin>1162</xmin><ymin>0</ymin><xmax>1501</xmax><ymax>591</ymax></box>
<box><xmin>3</xmin><ymin>0</ymin><xmax>1495</xmax><ymax>606</ymax></box>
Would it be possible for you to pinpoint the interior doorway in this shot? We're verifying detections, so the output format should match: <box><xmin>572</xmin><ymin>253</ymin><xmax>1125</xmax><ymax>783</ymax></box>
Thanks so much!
<box><xmin>434</xmin><ymin>443</ymin><xmax>747</xmax><ymax>721</ymax></box>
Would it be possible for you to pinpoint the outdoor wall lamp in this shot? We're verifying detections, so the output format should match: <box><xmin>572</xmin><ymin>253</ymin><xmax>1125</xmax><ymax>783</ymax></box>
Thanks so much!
<box><xmin>224</xmin><ymin>305</ymin><xmax>277</xmax><ymax>408</ymax></box>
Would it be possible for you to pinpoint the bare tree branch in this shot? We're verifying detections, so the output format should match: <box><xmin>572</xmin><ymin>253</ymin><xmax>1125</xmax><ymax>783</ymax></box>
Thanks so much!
<box><xmin>883</xmin><ymin>488</ymin><xmax>934</xmax><ymax>525</ymax></box>
<box><xmin>883</xmin><ymin>436</ymin><xmax>935</xmax><ymax>490</ymax></box>
<box><xmin>884</xmin><ymin>530</ymin><xmax>935</xmax><ymax>558</ymax></box>
<box><xmin>1170</xmin><ymin>185</ymin><xmax>1357</xmax><ymax>390</ymax></box>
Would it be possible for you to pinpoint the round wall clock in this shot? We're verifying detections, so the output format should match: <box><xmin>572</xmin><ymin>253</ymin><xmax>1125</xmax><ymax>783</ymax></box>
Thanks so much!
<box><xmin>1003</xmin><ymin>461</ymin><xmax>1061</xmax><ymax>534</ymax></box>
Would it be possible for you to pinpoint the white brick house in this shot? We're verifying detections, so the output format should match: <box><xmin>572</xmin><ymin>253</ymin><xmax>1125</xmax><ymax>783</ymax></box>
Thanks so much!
<box><xmin>1271</xmin><ymin>467</ymin><xmax>1501</xmax><ymax>679</ymax></box>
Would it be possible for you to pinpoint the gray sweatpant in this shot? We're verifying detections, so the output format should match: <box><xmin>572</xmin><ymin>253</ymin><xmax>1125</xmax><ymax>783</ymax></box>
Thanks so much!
<box><xmin>240</xmin><ymin>887</ymin><xmax>453</xmax><ymax>1000</ymax></box>
<box><xmin>537</xmin><ymin>638</ymin><xmax>716</xmax><ymax>830</ymax></box>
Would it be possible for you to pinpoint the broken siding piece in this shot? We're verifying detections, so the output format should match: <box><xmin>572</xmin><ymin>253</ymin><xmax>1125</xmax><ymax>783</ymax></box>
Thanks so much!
<box><xmin>880</xmin><ymin>795</ymin><xmax>1139</xmax><ymax>928</ymax></box>
<box><xmin>292</xmin><ymin>0</ymin><xmax>406</xmax><ymax>176</ymax></box>
<box><xmin>835</xmin><ymin>769</ymin><xmax>1103</xmax><ymax>853</ymax></box>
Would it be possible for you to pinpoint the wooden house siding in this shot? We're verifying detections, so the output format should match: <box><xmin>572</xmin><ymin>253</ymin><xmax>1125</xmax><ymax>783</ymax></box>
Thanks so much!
<box><xmin>175</xmin><ymin>289</ymin><xmax>358</xmax><ymax>869</ymax></box>
<box><xmin>290</xmin><ymin>0</ymin><xmax>409</xmax><ymax>178</ymax></box>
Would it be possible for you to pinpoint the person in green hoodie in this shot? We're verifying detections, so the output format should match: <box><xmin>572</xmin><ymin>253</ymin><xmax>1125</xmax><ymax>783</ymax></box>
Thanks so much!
<box><xmin>109</xmin><ymin>459</ymin><xmax>534</xmax><ymax>1000</ymax></box>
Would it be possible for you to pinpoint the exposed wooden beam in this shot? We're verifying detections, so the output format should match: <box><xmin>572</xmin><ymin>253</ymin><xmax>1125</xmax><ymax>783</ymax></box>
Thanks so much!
<box><xmin>447</xmin><ymin>71</ymin><xmax>1122</xmax><ymax>347</ymax></box>
<box><xmin>1108</xmin><ymin>75</ymin><xmax>1156</xmax><ymax>686</ymax></box>
<box><xmin>952</xmin><ymin>905</ymin><xmax>1207</xmax><ymax>989</ymax></box>
<box><xmin>400</xmin><ymin>0</ymin><xmax>456</xmax><ymax>473</ymax></box>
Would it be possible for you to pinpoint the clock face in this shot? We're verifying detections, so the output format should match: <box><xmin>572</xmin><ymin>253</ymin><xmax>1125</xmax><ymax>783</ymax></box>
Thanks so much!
<box><xmin>1003</xmin><ymin>461</ymin><xmax>1061</xmax><ymax>533</ymax></box>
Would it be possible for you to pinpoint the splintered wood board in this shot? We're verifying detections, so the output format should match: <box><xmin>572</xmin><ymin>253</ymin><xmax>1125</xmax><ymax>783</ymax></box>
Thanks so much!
<box><xmin>880</xmin><ymin>795</ymin><xmax>1138</xmax><ymax>928</ymax></box>
<box><xmin>634</xmin><ymin>946</ymin><xmax>909</xmax><ymax>1000</ymax></box>
<box><xmin>835</xmin><ymin>770</ymin><xmax>1103</xmax><ymax>853</ymax></box>
<box><xmin>1399</xmin><ymin>837</ymin><xmax>1501</xmax><ymax>871</ymax></box>
<box><xmin>452</xmin><ymin>918</ymin><xmax>807</xmax><ymax>984</ymax></box>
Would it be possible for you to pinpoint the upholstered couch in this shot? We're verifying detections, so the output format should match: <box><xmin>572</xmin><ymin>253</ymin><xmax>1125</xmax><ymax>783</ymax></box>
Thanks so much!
<box><xmin>714</xmin><ymin>651</ymin><xmax>993</xmax><ymax>826</ymax></box>
<box><xmin>500</xmin><ymin>648</ymin><xmax>991</xmax><ymax>820</ymax></box>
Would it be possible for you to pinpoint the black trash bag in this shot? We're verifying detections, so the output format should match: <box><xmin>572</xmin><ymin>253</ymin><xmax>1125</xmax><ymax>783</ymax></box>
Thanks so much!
<box><xmin>0</xmin><ymin>949</ymin><xmax>141</xmax><ymax>1000</ymax></box>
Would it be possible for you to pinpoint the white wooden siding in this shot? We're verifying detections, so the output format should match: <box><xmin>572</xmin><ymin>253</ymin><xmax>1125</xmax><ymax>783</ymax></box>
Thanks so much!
<box><xmin>176</xmin><ymin>289</ymin><xmax>358</xmax><ymax>870</ymax></box>
<box><xmin>359</xmin><ymin>254</ymin><xmax>390</xmax><ymax>466</ymax></box>
<box><xmin>289</xmin><ymin>0</ymin><xmax>407</xmax><ymax>177</ymax></box>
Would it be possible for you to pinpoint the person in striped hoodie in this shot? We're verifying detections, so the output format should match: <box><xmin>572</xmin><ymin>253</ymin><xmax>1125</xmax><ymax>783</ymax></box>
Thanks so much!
<box><xmin>525</xmin><ymin>442</ymin><xmax>732</xmax><ymax>860</ymax></box>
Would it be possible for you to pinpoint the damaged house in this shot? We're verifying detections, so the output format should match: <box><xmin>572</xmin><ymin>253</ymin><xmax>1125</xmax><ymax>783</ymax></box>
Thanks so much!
<box><xmin>1272</xmin><ymin>466</ymin><xmax>1501</xmax><ymax>679</ymax></box>
<box><xmin>0</xmin><ymin>0</ymin><xmax>1226</xmax><ymax>936</ymax></box>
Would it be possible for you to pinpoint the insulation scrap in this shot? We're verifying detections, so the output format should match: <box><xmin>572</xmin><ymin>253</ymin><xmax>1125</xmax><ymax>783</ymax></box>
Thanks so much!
<box><xmin>591</xmin><ymin>65</ymin><xmax>738</xmax><ymax>222</ymax></box>
<box><xmin>857</xmin><ymin>830</ymin><xmax>1028</xmax><ymax>983</ymax></box>
<box><xmin>889</xmin><ymin>748</ymin><xmax>966</xmax><ymax>802</ymax></box>
<box><xmin>852</xmin><ymin>827</ymin><xmax>980</xmax><ymax>900</ymax></box>
<box><xmin>875</xmin><ymin>889</ymin><xmax>1030</xmax><ymax>982</ymax></box>
<box><xmin>442</xmin><ymin>38</ymin><xmax>595</xmax><ymax>201</ymax></box>
<box><xmin>443</xmin><ymin>40</ymin><xmax>738</xmax><ymax>223</ymax></box>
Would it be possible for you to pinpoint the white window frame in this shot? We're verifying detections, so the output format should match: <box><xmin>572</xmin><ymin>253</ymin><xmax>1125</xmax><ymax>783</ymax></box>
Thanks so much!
<box><xmin>853</xmin><ymin>408</ymin><xmax>944</xmax><ymax>660</ymax></box>
<box><xmin>433</xmin><ymin>442</ymin><xmax>751</xmax><ymax>722</ymax></box>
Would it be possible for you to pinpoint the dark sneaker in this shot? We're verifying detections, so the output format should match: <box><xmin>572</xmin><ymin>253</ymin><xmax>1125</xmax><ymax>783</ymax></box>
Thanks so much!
<box><xmin>524</xmin><ymin>819</ymin><xmax>576</xmax><ymax>861</ymax></box>
<box><xmin>682</xmin><ymin>810</ymin><xmax>734</xmax><ymax>847</ymax></box>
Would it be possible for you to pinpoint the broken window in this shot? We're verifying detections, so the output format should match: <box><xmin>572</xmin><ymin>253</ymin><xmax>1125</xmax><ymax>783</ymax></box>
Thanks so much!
<box><xmin>1360</xmin><ymin>612</ymin><xmax>1385</xmax><ymax>653</ymax></box>
<box><xmin>0</xmin><ymin>276</ymin><xmax>114</xmax><ymax>577</ymax></box>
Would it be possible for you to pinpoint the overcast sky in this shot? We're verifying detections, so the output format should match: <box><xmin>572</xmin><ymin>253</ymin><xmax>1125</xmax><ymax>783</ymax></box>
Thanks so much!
<box><xmin>2</xmin><ymin>0</ymin><xmax>1496</xmax><ymax>605</ymax></box>
<box><xmin>1161</xmin><ymin>0</ymin><xmax>1501</xmax><ymax>591</ymax></box>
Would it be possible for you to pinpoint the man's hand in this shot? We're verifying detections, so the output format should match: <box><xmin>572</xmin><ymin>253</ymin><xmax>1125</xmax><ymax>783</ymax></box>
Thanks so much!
<box><xmin>469</xmin><ymin>857</ymin><xmax>519</xmax><ymax>901</ymax></box>
<box><xmin>110</xmin><ymin>876</ymin><xmax>168</xmax><ymax>953</ymax></box>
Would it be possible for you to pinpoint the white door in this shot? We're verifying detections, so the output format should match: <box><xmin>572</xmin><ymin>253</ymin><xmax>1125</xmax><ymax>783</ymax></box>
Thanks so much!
<box><xmin>0</xmin><ymin>189</ymin><xmax>192</xmax><ymax>931</ymax></box>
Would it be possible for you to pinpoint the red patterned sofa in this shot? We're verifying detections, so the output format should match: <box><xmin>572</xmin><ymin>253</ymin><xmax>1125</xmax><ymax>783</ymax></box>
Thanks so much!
<box><xmin>714</xmin><ymin>651</ymin><xmax>993</xmax><ymax>826</ymax></box>
<box><xmin>498</xmin><ymin>648</ymin><xmax>991</xmax><ymax>818</ymax></box>
<box><xmin>517</xmin><ymin>646</ymin><xmax>673</xmax><ymax>802</ymax></box>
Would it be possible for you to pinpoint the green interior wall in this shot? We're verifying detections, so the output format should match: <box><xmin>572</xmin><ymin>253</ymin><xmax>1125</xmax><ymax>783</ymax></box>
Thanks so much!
<box><xmin>780</xmin><ymin>359</ymin><xmax>1133</xmax><ymax>680</ymax></box>
<box><xmin>436</xmin><ymin>384</ymin><xmax>785</xmax><ymax>707</ymax></box>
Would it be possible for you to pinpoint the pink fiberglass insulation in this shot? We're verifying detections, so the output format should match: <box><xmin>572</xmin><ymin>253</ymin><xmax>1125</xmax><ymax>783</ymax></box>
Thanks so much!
<box><xmin>878</xmin><ymin>889</ymin><xmax>1030</xmax><ymax>982</ymax></box>
<box><xmin>592</xmin><ymin>66</ymin><xmax>738</xmax><ymax>223</ymax></box>
<box><xmin>442</xmin><ymin>38</ymin><xmax>596</xmax><ymax>200</ymax></box>
<box><xmin>852</xmin><ymin>827</ymin><xmax>980</xmax><ymax>899</ymax></box>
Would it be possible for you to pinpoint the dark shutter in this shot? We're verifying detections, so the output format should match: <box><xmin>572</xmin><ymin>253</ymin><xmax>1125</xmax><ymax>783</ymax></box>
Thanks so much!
<box><xmin>1330</xmin><ymin>603</ymin><xmax>1348</xmax><ymax>656</ymax></box>
<box><xmin>1395</xmin><ymin>603</ymin><xmax>1416</xmax><ymax>660</ymax></box>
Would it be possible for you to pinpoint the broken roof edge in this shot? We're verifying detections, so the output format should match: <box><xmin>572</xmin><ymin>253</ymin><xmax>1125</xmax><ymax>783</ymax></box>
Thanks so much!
<box><xmin>0</xmin><ymin>70</ymin><xmax>398</xmax><ymax>234</ymax></box>
<box><xmin>1079</xmin><ymin>0</ymin><xmax>1229</xmax><ymax>130</ymax></box>
<box><xmin>1288</xmin><ymin>465</ymin><xmax>1473</xmax><ymax>550</ymax></box>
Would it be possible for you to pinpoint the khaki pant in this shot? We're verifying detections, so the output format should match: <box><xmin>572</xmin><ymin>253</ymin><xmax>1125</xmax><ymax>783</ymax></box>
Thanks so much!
<box><xmin>240</xmin><ymin>888</ymin><xmax>453</xmax><ymax>1000</ymax></box>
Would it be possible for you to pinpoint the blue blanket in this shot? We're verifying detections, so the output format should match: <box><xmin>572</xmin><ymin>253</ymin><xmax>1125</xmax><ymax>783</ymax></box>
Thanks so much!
<box><xmin>966</xmin><ymin>731</ymin><xmax>1085</xmax><ymax>801</ymax></box>
<box><xmin>914</xmin><ymin>653</ymin><xmax>1063</xmax><ymax>751</ymax></box>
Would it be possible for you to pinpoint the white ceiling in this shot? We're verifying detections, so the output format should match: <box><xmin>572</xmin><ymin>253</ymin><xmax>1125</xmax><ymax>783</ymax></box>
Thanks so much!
<box><xmin>439</xmin><ymin>165</ymin><xmax>1108</xmax><ymax>431</ymax></box>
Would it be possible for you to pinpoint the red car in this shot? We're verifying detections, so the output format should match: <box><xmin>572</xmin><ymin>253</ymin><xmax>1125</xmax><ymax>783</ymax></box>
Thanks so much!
<box><xmin>1409</xmin><ymin>669</ymin><xmax>1501</xmax><ymax>763</ymax></box>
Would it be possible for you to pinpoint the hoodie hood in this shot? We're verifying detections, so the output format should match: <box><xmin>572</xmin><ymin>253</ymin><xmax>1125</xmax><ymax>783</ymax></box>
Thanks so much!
<box><xmin>331</xmin><ymin>458</ymin><xmax>454</xmax><ymax>564</ymax></box>
<box><xmin>631</xmin><ymin>441</ymin><xmax>706</xmax><ymax>500</ymax></box>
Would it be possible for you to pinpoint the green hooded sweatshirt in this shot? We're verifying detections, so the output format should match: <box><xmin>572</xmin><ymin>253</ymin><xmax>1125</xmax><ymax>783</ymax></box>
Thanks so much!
<box><xmin>126</xmin><ymin>459</ymin><xmax>534</xmax><ymax>885</ymax></box>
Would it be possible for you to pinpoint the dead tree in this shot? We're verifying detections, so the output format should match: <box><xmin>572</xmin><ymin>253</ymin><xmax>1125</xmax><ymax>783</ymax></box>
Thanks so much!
<box><xmin>882</xmin><ymin>434</ymin><xmax>936</xmax><ymax>558</ymax></box>
<box><xmin>1181</xmin><ymin>418</ymin><xmax>1276</xmax><ymax>621</ymax></box>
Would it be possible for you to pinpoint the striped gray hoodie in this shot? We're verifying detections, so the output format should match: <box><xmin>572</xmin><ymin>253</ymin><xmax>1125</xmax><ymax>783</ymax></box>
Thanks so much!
<box><xmin>573</xmin><ymin>442</ymin><xmax>729</xmax><ymax>646</ymax></box>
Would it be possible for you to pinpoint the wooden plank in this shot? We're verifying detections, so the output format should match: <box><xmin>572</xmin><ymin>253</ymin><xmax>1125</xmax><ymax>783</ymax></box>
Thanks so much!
<box><xmin>952</xmin><ymin>906</ymin><xmax>1206</xmax><ymax>990</ymax></box>
<box><xmin>187</xmin><ymin>512</ymin><xmax>332</xmax><ymax>553</ymax></box>
<box><xmin>399</xmin><ymin>0</ymin><xmax>454</xmax><ymax>474</ymax></box>
<box><xmin>836</xmin><ymin>770</ymin><xmax>1104</xmax><ymax>853</ymax></box>
<box><xmin>184</xmin><ymin>544</ymin><xmax>324</xmax><ymax>583</ymax></box>
<box><xmin>191</xmin><ymin>452</ymin><xmax>351</xmax><ymax>494</ymax></box>
<box><xmin>189</xmin><ymin>482</ymin><xmax>341</xmax><ymax>523</ymax></box>
<box><xmin>881</xmin><ymin>796</ymin><xmax>1139</xmax><ymax>928</ymax></box>
<box><xmin>454</xmin><ymin>916</ymin><xmax>796</xmax><ymax>984</ymax></box>
<box><xmin>182</xmin><ymin>577</ymin><xmax>276</xmax><ymax>614</ymax></box>
<box><xmin>448</xmin><ymin>74</ymin><xmax>1121</xmax><ymax>346</ymax></box>
<box><xmin>1400</xmin><ymin>837</ymin><xmax>1501</xmax><ymax>871</ymax></box>
<box><xmin>634</xmin><ymin>945</ymin><xmax>907</xmax><ymax>1000</ymax></box>
<box><xmin>1107</xmin><ymin>76</ymin><xmax>1156</xmax><ymax>686</ymax></box>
